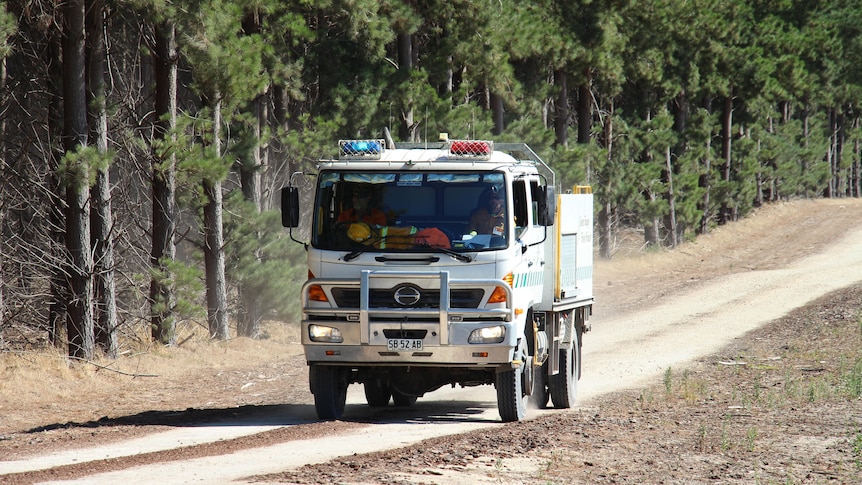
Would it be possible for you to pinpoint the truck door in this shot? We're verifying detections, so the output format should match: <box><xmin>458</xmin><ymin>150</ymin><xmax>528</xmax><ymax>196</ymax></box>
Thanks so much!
<box><xmin>512</xmin><ymin>178</ymin><xmax>546</xmax><ymax>306</ymax></box>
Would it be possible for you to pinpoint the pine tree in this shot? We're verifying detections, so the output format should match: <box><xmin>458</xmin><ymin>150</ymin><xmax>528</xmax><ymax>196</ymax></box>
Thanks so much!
<box><xmin>178</xmin><ymin>0</ymin><xmax>268</xmax><ymax>340</ymax></box>
<box><xmin>61</xmin><ymin>0</ymin><xmax>95</xmax><ymax>359</ymax></box>
<box><xmin>86</xmin><ymin>0</ymin><xmax>118</xmax><ymax>357</ymax></box>
<box><xmin>0</xmin><ymin>6</ymin><xmax>14</xmax><ymax>331</ymax></box>
<box><xmin>143</xmin><ymin>1</ymin><xmax>181</xmax><ymax>345</ymax></box>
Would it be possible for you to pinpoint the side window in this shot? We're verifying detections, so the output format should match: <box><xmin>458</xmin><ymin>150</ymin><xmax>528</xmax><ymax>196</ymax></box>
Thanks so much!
<box><xmin>513</xmin><ymin>180</ymin><xmax>529</xmax><ymax>236</ymax></box>
<box><xmin>530</xmin><ymin>180</ymin><xmax>542</xmax><ymax>226</ymax></box>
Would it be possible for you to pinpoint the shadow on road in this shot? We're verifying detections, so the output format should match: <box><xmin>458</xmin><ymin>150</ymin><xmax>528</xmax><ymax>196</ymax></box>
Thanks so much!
<box><xmin>22</xmin><ymin>397</ymin><xmax>499</xmax><ymax>435</ymax></box>
<box><xmin>23</xmin><ymin>403</ymin><xmax>312</xmax><ymax>433</ymax></box>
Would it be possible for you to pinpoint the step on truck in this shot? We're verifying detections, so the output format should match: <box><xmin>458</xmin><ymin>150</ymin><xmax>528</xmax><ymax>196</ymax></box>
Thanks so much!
<box><xmin>281</xmin><ymin>136</ymin><xmax>593</xmax><ymax>422</ymax></box>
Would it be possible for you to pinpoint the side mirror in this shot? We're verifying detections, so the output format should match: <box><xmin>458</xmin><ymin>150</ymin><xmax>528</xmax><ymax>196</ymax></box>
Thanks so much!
<box><xmin>537</xmin><ymin>185</ymin><xmax>555</xmax><ymax>226</ymax></box>
<box><xmin>281</xmin><ymin>187</ymin><xmax>300</xmax><ymax>227</ymax></box>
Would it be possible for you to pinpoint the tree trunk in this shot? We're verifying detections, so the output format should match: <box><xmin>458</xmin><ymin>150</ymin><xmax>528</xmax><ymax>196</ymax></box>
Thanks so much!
<box><xmin>698</xmin><ymin>133</ymin><xmax>712</xmax><ymax>235</ymax></box>
<box><xmin>719</xmin><ymin>90</ymin><xmax>733</xmax><ymax>224</ymax></box>
<box><xmin>150</xmin><ymin>20</ymin><xmax>178</xmax><ymax>345</ymax></box>
<box><xmin>237</xmin><ymin>10</ymin><xmax>265</xmax><ymax>338</ymax></box>
<box><xmin>598</xmin><ymin>101</ymin><xmax>614</xmax><ymax>259</ymax></box>
<box><xmin>577</xmin><ymin>69</ymin><xmax>592</xmax><ymax>145</ymax></box>
<box><xmin>667</xmin><ymin>94</ymin><xmax>687</xmax><ymax>243</ymax></box>
<box><xmin>205</xmin><ymin>98</ymin><xmax>229</xmax><ymax>340</ymax></box>
<box><xmin>854</xmin><ymin>116</ymin><xmax>861</xmax><ymax>198</ymax></box>
<box><xmin>42</xmin><ymin>27</ymin><xmax>67</xmax><ymax>348</ymax></box>
<box><xmin>755</xmin><ymin>136</ymin><xmax>765</xmax><ymax>206</ymax></box>
<box><xmin>835</xmin><ymin>109</ymin><xmax>846</xmax><ymax>197</ymax></box>
<box><xmin>826</xmin><ymin>108</ymin><xmax>837</xmax><ymax>197</ymax></box>
<box><xmin>0</xmin><ymin>56</ymin><xmax>5</xmax><ymax>330</ymax></box>
<box><xmin>554</xmin><ymin>69</ymin><xmax>568</xmax><ymax>148</ymax></box>
<box><xmin>490</xmin><ymin>91</ymin><xmax>504</xmax><ymax>136</ymax></box>
<box><xmin>397</xmin><ymin>32</ymin><xmax>416</xmax><ymax>142</ymax></box>
<box><xmin>643</xmin><ymin>191</ymin><xmax>659</xmax><ymax>247</ymax></box>
<box><xmin>663</xmin><ymin>145</ymin><xmax>678</xmax><ymax>247</ymax></box>
<box><xmin>86</xmin><ymin>0</ymin><xmax>117</xmax><ymax>357</ymax></box>
<box><xmin>62</xmin><ymin>0</ymin><xmax>94</xmax><ymax>359</ymax></box>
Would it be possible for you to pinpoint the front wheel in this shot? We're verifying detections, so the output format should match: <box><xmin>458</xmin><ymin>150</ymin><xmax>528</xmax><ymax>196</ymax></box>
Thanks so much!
<box><xmin>310</xmin><ymin>365</ymin><xmax>348</xmax><ymax>420</ymax></box>
<box><xmin>496</xmin><ymin>363</ymin><xmax>528</xmax><ymax>422</ymax></box>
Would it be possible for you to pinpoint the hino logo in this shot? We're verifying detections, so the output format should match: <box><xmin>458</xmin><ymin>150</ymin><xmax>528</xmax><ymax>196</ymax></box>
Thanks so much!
<box><xmin>393</xmin><ymin>285</ymin><xmax>422</xmax><ymax>306</ymax></box>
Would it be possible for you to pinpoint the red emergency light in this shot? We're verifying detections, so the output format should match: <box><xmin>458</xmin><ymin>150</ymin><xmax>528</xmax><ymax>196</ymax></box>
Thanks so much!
<box><xmin>449</xmin><ymin>140</ymin><xmax>493</xmax><ymax>159</ymax></box>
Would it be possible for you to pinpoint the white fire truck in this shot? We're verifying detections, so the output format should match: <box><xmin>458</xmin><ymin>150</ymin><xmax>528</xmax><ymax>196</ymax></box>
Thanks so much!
<box><xmin>282</xmin><ymin>136</ymin><xmax>593</xmax><ymax>422</ymax></box>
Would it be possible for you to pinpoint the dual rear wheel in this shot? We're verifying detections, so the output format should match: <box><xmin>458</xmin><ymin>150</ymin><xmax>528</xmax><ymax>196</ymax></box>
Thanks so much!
<box><xmin>497</xmin><ymin>329</ymin><xmax>581</xmax><ymax>422</ymax></box>
<box><xmin>363</xmin><ymin>381</ymin><xmax>418</xmax><ymax>407</ymax></box>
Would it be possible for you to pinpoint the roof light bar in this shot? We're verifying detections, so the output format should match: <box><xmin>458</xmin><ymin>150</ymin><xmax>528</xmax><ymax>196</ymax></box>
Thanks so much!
<box><xmin>339</xmin><ymin>139</ymin><xmax>384</xmax><ymax>159</ymax></box>
<box><xmin>449</xmin><ymin>140</ymin><xmax>493</xmax><ymax>160</ymax></box>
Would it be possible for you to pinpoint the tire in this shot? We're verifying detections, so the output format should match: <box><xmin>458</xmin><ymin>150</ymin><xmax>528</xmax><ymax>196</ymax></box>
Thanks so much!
<box><xmin>496</xmin><ymin>363</ymin><xmax>528</xmax><ymax>422</ymax></box>
<box><xmin>549</xmin><ymin>331</ymin><xmax>580</xmax><ymax>409</ymax></box>
<box><xmin>363</xmin><ymin>381</ymin><xmax>392</xmax><ymax>407</ymax></box>
<box><xmin>392</xmin><ymin>391</ymin><xmax>418</xmax><ymax>407</ymax></box>
<box><xmin>310</xmin><ymin>365</ymin><xmax>347</xmax><ymax>420</ymax></box>
<box><xmin>532</xmin><ymin>360</ymin><xmax>551</xmax><ymax>409</ymax></box>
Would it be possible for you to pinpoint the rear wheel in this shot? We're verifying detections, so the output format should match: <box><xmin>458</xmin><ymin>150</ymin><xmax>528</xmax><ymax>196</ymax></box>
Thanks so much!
<box><xmin>496</xmin><ymin>361</ymin><xmax>528</xmax><ymax>422</ymax></box>
<box><xmin>310</xmin><ymin>365</ymin><xmax>347</xmax><ymax>420</ymax></box>
<box><xmin>549</xmin><ymin>331</ymin><xmax>580</xmax><ymax>408</ymax></box>
<box><xmin>363</xmin><ymin>381</ymin><xmax>392</xmax><ymax>407</ymax></box>
<box><xmin>532</xmin><ymin>360</ymin><xmax>551</xmax><ymax>409</ymax></box>
<box><xmin>392</xmin><ymin>391</ymin><xmax>418</xmax><ymax>407</ymax></box>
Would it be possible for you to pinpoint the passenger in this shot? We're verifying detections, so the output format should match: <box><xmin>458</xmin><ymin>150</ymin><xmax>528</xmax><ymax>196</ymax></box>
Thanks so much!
<box><xmin>337</xmin><ymin>186</ymin><xmax>387</xmax><ymax>225</ymax></box>
<box><xmin>468</xmin><ymin>188</ymin><xmax>505</xmax><ymax>236</ymax></box>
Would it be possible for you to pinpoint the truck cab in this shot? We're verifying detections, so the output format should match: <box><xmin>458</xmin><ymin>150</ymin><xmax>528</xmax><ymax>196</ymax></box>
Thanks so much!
<box><xmin>283</xmin><ymin>138</ymin><xmax>593</xmax><ymax>422</ymax></box>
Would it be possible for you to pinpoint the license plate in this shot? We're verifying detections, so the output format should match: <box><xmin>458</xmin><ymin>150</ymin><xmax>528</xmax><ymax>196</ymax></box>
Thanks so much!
<box><xmin>387</xmin><ymin>338</ymin><xmax>423</xmax><ymax>351</ymax></box>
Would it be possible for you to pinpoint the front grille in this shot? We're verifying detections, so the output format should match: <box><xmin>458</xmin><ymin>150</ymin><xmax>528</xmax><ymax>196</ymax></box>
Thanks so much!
<box><xmin>330</xmin><ymin>287</ymin><xmax>484</xmax><ymax>309</ymax></box>
<box><xmin>382</xmin><ymin>329</ymin><xmax>428</xmax><ymax>339</ymax></box>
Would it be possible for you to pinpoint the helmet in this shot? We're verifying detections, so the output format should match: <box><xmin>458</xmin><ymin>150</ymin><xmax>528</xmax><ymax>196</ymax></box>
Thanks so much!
<box><xmin>347</xmin><ymin>222</ymin><xmax>373</xmax><ymax>242</ymax></box>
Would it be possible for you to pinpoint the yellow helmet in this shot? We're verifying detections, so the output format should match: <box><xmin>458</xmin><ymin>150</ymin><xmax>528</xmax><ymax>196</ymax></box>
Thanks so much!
<box><xmin>347</xmin><ymin>222</ymin><xmax>373</xmax><ymax>242</ymax></box>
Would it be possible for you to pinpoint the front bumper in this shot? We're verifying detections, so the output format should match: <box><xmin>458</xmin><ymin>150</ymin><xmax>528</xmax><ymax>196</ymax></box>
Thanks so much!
<box><xmin>300</xmin><ymin>270</ymin><xmax>517</xmax><ymax>366</ymax></box>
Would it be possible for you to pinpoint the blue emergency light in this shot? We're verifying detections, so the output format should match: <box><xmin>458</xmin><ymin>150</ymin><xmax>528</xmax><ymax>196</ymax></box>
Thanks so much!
<box><xmin>339</xmin><ymin>139</ymin><xmax>384</xmax><ymax>159</ymax></box>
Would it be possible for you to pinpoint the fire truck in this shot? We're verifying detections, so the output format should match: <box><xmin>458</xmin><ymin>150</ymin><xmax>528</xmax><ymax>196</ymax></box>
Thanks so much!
<box><xmin>282</xmin><ymin>136</ymin><xmax>593</xmax><ymax>422</ymax></box>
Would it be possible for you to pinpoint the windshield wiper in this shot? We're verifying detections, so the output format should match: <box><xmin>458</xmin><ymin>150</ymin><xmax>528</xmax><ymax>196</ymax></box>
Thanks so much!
<box><xmin>417</xmin><ymin>243</ymin><xmax>472</xmax><ymax>263</ymax></box>
<box><xmin>343</xmin><ymin>235</ymin><xmax>386</xmax><ymax>261</ymax></box>
<box><xmin>343</xmin><ymin>241</ymin><xmax>377</xmax><ymax>262</ymax></box>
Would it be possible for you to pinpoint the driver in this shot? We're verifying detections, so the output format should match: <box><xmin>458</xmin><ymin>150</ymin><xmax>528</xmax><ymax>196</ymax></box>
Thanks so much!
<box><xmin>337</xmin><ymin>186</ymin><xmax>387</xmax><ymax>225</ymax></box>
<box><xmin>468</xmin><ymin>188</ymin><xmax>505</xmax><ymax>235</ymax></box>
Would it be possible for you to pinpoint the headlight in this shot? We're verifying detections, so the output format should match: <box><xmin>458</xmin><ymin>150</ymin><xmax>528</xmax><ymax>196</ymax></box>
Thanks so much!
<box><xmin>468</xmin><ymin>325</ymin><xmax>506</xmax><ymax>344</ymax></box>
<box><xmin>308</xmin><ymin>324</ymin><xmax>343</xmax><ymax>343</ymax></box>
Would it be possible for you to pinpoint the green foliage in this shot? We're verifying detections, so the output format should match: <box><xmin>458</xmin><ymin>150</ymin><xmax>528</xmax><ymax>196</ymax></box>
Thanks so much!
<box><xmin>853</xmin><ymin>426</ymin><xmax>862</xmax><ymax>470</ymax></box>
<box><xmin>58</xmin><ymin>146</ymin><xmax>115</xmax><ymax>192</ymax></box>
<box><xmin>150</xmin><ymin>256</ymin><xmax>206</xmax><ymax>325</ymax></box>
<box><xmin>280</xmin><ymin>118</ymin><xmax>345</xmax><ymax>168</ymax></box>
<box><xmin>844</xmin><ymin>357</ymin><xmax>862</xmax><ymax>399</ymax></box>
<box><xmin>8</xmin><ymin>0</ymin><xmax>862</xmax><ymax>343</ymax></box>
<box><xmin>0</xmin><ymin>6</ymin><xmax>16</xmax><ymax>59</ymax></box>
<box><xmin>223</xmin><ymin>192</ymin><xmax>307</xmax><ymax>322</ymax></box>
<box><xmin>546</xmin><ymin>142</ymin><xmax>600</xmax><ymax>191</ymax></box>
<box><xmin>170</xmin><ymin>112</ymin><xmax>231</xmax><ymax>207</ymax></box>
<box><xmin>178</xmin><ymin>0</ymin><xmax>270</xmax><ymax>108</ymax></box>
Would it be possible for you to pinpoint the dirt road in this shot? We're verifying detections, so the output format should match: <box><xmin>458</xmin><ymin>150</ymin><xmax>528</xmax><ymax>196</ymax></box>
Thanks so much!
<box><xmin>2</xmin><ymin>198</ymin><xmax>862</xmax><ymax>484</ymax></box>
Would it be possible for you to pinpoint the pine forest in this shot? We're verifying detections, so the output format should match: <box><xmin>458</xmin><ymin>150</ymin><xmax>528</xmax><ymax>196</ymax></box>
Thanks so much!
<box><xmin>1</xmin><ymin>1</ymin><xmax>860</xmax><ymax>357</ymax></box>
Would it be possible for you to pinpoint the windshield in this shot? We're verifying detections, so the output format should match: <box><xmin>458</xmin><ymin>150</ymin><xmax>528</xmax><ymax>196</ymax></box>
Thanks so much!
<box><xmin>312</xmin><ymin>171</ymin><xmax>508</xmax><ymax>252</ymax></box>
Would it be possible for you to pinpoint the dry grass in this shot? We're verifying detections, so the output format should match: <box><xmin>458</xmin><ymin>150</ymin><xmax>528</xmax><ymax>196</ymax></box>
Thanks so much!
<box><xmin>0</xmin><ymin>321</ymin><xmax>303</xmax><ymax>433</ymax></box>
